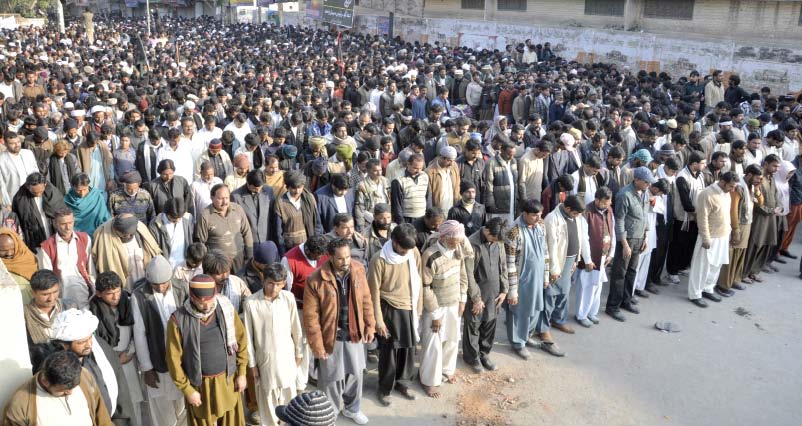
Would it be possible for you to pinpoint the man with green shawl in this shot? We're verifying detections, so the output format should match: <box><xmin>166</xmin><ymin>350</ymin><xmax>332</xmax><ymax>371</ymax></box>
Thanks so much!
<box><xmin>64</xmin><ymin>172</ymin><xmax>111</xmax><ymax>237</ymax></box>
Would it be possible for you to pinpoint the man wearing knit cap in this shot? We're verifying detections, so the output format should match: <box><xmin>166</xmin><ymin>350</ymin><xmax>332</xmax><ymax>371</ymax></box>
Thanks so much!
<box><xmin>166</xmin><ymin>274</ymin><xmax>249</xmax><ymax>426</ymax></box>
<box><xmin>426</xmin><ymin>146</ymin><xmax>461</xmax><ymax>213</ymax></box>
<box><xmin>304</xmin><ymin>238</ymin><xmax>375</xmax><ymax>424</ymax></box>
<box><xmin>194</xmin><ymin>138</ymin><xmax>233</xmax><ymax>181</ymax></box>
<box><xmin>52</xmin><ymin>308</ymin><xmax>136</xmax><ymax>424</ymax></box>
<box><xmin>131</xmin><ymin>255</ymin><xmax>189</xmax><ymax>426</ymax></box>
<box><xmin>92</xmin><ymin>213</ymin><xmax>162</xmax><ymax>289</ymax></box>
<box><xmin>275</xmin><ymin>391</ymin><xmax>337</xmax><ymax>426</ymax></box>
<box><xmin>419</xmin><ymin>220</ymin><xmax>470</xmax><ymax>398</ymax></box>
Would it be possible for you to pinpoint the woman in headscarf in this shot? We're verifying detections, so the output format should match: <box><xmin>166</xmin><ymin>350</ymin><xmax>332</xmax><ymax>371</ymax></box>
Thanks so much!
<box><xmin>47</xmin><ymin>139</ymin><xmax>81</xmax><ymax>195</ymax></box>
<box><xmin>64</xmin><ymin>173</ymin><xmax>111</xmax><ymax>237</ymax></box>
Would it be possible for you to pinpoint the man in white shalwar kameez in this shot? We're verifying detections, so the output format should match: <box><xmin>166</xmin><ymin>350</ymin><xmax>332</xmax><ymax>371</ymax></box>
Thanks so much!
<box><xmin>575</xmin><ymin>188</ymin><xmax>615</xmax><ymax>327</ymax></box>
<box><xmin>243</xmin><ymin>263</ymin><xmax>304</xmax><ymax>426</ymax></box>
<box><xmin>688</xmin><ymin>173</ymin><xmax>737</xmax><ymax>307</ymax></box>
<box><xmin>131</xmin><ymin>256</ymin><xmax>187</xmax><ymax>426</ymax></box>
<box><xmin>419</xmin><ymin>221</ymin><xmax>469</xmax><ymax>398</ymax></box>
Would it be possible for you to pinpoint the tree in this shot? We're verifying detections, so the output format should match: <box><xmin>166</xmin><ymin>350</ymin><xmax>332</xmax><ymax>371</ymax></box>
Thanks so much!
<box><xmin>0</xmin><ymin>0</ymin><xmax>56</xmax><ymax>18</ymax></box>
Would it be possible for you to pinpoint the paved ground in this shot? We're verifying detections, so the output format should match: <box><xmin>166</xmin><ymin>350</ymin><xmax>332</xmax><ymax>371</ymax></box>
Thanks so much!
<box><xmin>337</xmin><ymin>241</ymin><xmax>802</xmax><ymax>426</ymax></box>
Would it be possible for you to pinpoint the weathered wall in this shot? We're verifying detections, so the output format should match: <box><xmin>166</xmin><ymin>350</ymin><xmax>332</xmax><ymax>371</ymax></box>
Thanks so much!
<box><xmin>353</xmin><ymin>12</ymin><xmax>802</xmax><ymax>94</ymax></box>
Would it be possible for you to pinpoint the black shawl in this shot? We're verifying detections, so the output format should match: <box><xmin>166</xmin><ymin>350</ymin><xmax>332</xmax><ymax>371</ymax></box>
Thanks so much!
<box><xmin>11</xmin><ymin>184</ymin><xmax>67</xmax><ymax>250</ymax></box>
<box><xmin>47</xmin><ymin>153</ymin><xmax>81</xmax><ymax>195</ymax></box>
<box><xmin>89</xmin><ymin>290</ymin><xmax>135</xmax><ymax>348</ymax></box>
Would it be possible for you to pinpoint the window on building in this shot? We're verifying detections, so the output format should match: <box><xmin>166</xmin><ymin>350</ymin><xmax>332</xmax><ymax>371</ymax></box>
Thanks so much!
<box><xmin>462</xmin><ymin>0</ymin><xmax>485</xmax><ymax>9</ymax></box>
<box><xmin>644</xmin><ymin>0</ymin><xmax>694</xmax><ymax>20</ymax></box>
<box><xmin>498</xmin><ymin>0</ymin><xmax>526</xmax><ymax>11</ymax></box>
<box><xmin>584</xmin><ymin>0</ymin><xmax>626</xmax><ymax>17</ymax></box>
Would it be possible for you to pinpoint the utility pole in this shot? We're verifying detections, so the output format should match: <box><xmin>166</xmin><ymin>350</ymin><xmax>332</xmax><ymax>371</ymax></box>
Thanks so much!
<box><xmin>56</xmin><ymin>0</ymin><xmax>65</xmax><ymax>33</ymax></box>
<box><xmin>146</xmin><ymin>0</ymin><xmax>152</xmax><ymax>36</ymax></box>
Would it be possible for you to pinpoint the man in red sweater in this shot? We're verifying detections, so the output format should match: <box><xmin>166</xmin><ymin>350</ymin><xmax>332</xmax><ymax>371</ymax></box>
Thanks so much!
<box><xmin>280</xmin><ymin>234</ymin><xmax>329</xmax><ymax>392</ymax></box>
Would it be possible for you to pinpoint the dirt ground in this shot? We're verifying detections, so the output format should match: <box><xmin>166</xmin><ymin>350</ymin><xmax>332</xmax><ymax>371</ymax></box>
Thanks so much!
<box><xmin>336</xmin><ymin>242</ymin><xmax>802</xmax><ymax>426</ymax></box>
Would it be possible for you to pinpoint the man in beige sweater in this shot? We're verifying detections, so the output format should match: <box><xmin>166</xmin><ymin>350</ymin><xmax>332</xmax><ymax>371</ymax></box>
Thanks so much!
<box><xmin>688</xmin><ymin>172</ymin><xmax>738</xmax><ymax>307</ymax></box>
<box><xmin>367</xmin><ymin>223</ymin><xmax>425</xmax><ymax>406</ymax></box>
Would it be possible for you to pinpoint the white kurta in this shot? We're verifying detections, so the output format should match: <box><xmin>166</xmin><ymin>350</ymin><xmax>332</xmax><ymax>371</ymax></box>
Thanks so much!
<box><xmin>131</xmin><ymin>287</ymin><xmax>186</xmax><ymax>426</ymax></box>
<box><xmin>36</xmin><ymin>381</ymin><xmax>92</xmax><ymax>425</ymax></box>
<box><xmin>37</xmin><ymin>233</ymin><xmax>95</xmax><ymax>309</ymax></box>
<box><xmin>575</xmin><ymin>255</ymin><xmax>608</xmax><ymax>320</ymax></box>
<box><xmin>243</xmin><ymin>290</ymin><xmax>304</xmax><ymax>426</ymax></box>
<box><xmin>419</xmin><ymin>304</ymin><xmax>461</xmax><ymax>387</ymax></box>
<box><xmin>123</xmin><ymin>239</ymin><xmax>145</xmax><ymax>290</ymax></box>
<box><xmin>634</xmin><ymin>202</ymin><xmax>658</xmax><ymax>292</ymax></box>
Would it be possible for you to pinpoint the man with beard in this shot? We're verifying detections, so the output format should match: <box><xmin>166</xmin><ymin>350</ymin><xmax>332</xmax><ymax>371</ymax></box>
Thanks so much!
<box><xmin>52</xmin><ymin>308</ymin><xmax>135</xmax><ymax>424</ymax></box>
<box><xmin>456</xmin><ymin>139</ymin><xmax>486</xmax><ymax>202</ymax></box>
<box><xmin>744</xmin><ymin>155</ymin><xmax>782</xmax><ymax>281</ymax></box>
<box><xmin>273</xmin><ymin>170</ymin><xmax>324</xmax><ymax>255</ymax></box>
<box><xmin>3</xmin><ymin>350</ymin><xmax>112</xmax><ymax>425</ymax></box>
<box><xmin>305</xmin><ymin>238</ymin><xmax>375</xmax><ymax>424</ymax></box>
<box><xmin>77</xmin><ymin>132</ymin><xmax>115</xmax><ymax>196</ymax></box>
<box><xmin>131</xmin><ymin>255</ymin><xmax>189</xmax><ymax>426</ymax></box>
<box><xmin>166</xmin><ymin>274</ymin><xmax>249</xmax><ymax>426</ymax></box>
<box><xmin>92</xmin><ymin>213</ymin><xmax>162</xmax><ymax>289</ymax></box>
<box><xmin>355</xmin><ymin>158</ymin><xmax>389</xmax><ymax>232</ymax></box>
<box><xmin>436</xmin><ymin>117</ymin><xmax>470</xmax><ymax>156</ymax></box>
<box><xmin>0</xmin><ymin>131</ymin><xmax>39</xmax><ymax>208</ymax></box>
<box><xmin>89</xmin><ymin>271</ymin><xmax>145</xmax><ymax>425</ymax></box>
<box><xmin>38</xmin><ymin>207</ymin><xmax>95</xmax><ymax>309</ymax></box>
<box><xmin>448</xmin><ymin>181</ymin><xmax>486</xmax><ymax>238</ymax></box>
<box><xmin>12</xmin><ymin>172</ymin><xmax>67</xmax><ymax>250</ymax></box>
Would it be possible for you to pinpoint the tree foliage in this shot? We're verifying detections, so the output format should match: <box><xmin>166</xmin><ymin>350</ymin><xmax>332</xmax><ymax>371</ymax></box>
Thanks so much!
<box><xmin>0</xmin><ymin>0</ymin><xmax>56</xmax><ymax>18</ymax></box>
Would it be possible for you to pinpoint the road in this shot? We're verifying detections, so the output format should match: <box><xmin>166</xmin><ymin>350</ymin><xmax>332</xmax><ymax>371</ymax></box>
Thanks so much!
<box><xmin>338</xmin><ymin>241</ymin><xmax>802</xmax><ymax>426</ymax></box>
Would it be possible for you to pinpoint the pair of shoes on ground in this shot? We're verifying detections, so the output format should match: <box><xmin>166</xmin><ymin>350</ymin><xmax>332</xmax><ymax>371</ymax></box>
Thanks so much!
<box><xmin>467</xmin><ymin>356</ymin><xmax>499</xmax><ymax>373</ymax></box>
<box><xmin>690</xmin><ymin>291</ymin><xmax>722</xmax><ymax>308</ymax></box>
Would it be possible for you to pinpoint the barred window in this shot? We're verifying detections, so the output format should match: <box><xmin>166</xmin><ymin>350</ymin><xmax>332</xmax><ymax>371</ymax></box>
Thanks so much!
<box><xmin>498</xmin><ymin>0</ymin><xmax>526</xmax><ymax>11</ymax></box>
<box><xmin>584</xmin><ymin>0</ymin><xmax>625</xmax><ymax>17</ymax></box>
<box><xmin>462</xmin><ymin>0</ymin><xmax>485</xmax><ymax>10</ymax></box>
<box><xmin>644</xmin><ymin>0</ymin><xmax>694</xmax><ymax>20</ymax></box>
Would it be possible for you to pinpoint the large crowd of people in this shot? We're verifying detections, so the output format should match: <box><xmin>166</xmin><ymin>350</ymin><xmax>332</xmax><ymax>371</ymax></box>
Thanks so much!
<box><xmin>1</xmin><ymin>12</ymin><xmax>802</xmax><ymax>426</ymax></box>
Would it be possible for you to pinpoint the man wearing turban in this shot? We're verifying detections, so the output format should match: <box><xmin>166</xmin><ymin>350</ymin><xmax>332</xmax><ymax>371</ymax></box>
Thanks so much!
<box><xmin>52</xmin><ymin>308</ymin><xmax>136</xmax><ymax>424</ymax></box>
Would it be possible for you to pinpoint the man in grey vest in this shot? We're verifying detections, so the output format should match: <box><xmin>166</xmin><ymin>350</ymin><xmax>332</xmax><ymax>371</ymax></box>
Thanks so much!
<box><xmin>131</xmin><ymin>255</ymin><xmax>189</xmax><ymax>426</ymax></box>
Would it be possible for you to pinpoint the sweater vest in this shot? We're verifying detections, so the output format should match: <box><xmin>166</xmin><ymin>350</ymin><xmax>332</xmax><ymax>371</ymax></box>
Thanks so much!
<box><xmin>40</xmin><ymin>232</ymin><xmax>93</xmax><ymax>291</ymax></box>
<box><xmin>285</xmin><ymin>246</ymin><xmax>328</xmax><ymax>309</ymax></box>
<box><xmin>673</xmin><ymin>168</ymin><xmax>705</xmax><ymax>222</ymax></box>
<box><xmin>397</xmin><ymin>173</ymin><xmax>429</xmax><ymax>219</ymax></box>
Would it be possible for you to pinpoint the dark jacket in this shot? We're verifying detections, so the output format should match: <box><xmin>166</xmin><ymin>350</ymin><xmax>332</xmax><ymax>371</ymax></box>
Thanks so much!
<box><xmin>448</xmin><ymin>200</ymin><xmax>486</xmax><ymax>237</ymax></box>
<box><xmin>148</xmin><ymin>213</ymin><xmax>195</xmax><ymax>260</ymax></box>
<box><xmin>231</xmin><ymin>184</ymin><xmax>274</xmax><ymax>244</ymax></box>
<box><xmin>466</xmin><ymin>229</ymin><xmax>508</xmax><ymax>311</ymax></box>
<box><xmin>135</xmin><ymin>141</ymin><xmax>161</xmax><ymax>182</ymax></box>
<box><xmin>315</xmin><ymin>184</ymin><xmax>355</xmax><ymax>233</ymax></box>
<box><xmin>146</xmin><ymin>175</ymin><xmax>194</xmax><ymax>215</ymax></box>
<box><xmin>790</xmin><ymin>156</ymin><xmax>802</xmax><ymax>206</ymax></box>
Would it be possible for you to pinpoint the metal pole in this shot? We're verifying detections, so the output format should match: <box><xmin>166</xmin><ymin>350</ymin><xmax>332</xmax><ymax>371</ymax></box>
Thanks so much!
<box><xmin>56</xmin><ymin>0</ymin><xmax>65</xmax><ymax>33</ymax></box>
<box><xmin>146</xmin><ymin>0</ymin><xmax>151</xmax><ymax>36</ymax></box>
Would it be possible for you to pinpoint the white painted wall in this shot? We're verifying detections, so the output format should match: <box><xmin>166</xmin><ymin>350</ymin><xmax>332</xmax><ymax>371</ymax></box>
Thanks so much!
<box><xmin>353</xmin><ymin>13</ymin><xmax>802</xmax><ymax>94</ymax></box>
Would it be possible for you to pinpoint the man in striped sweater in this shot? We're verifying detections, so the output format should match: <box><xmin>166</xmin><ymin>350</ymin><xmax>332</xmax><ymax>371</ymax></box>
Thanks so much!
<box><xmin>419</xmin><ymin>220</ymin><xmax>470</xmax><ymax>398</ymax></box>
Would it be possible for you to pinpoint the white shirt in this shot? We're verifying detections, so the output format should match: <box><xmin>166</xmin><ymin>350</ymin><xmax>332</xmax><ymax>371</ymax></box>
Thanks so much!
<box><xmin>36</xmin><ymin>381</ymin><xmax>92</xmax><ymax>426</ymax></box>
<box><xmin>164</xmin><ymin>217</ymin><xmax>186</xmax><ymax>268</ymax></box>
<box><xmin>334</xmin><ymin>195</ymin><xmax>348</xmax><ymax>213</ymax></box>
<box><xmin>438</xmin><ymin>168</ymin><xmax>454</xmax><ymax>211</ymax></box>
<box><xmin>196</xmin><ymin>127</ymin><xmax>223</xmax><ymax>147</ymax></box>
<box><xmin>34</xmin><ymin>196</ymin><xmax>51</xmax><ymax>239</ymax></box>
<box><xmin>124</xmin><ymin>239</ymin><xmax>145</xmax><ymax>290</ymax></box>
<box><xmin>281</xmin><ymin>243</ymin><xmax>317</xmax><ymax>289</ymax></box>
<box><xmin>192</xmin><ymin>177</ymin><xmax>223</xmax><ymax>214</ymax></box>
<box><xmin>0</xmin><ymin>82</ymin><xmax>14</xmax><ymax>100</ymax></box>
<box><xmin>158</xmin><ymin>141</ymin><xmax>194</xmax><ymax>183</ymax></box>
<box><xmin>37</xmin><ymin>233</ymin><xmax>94</xmax><ymax>309</ymax></box>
